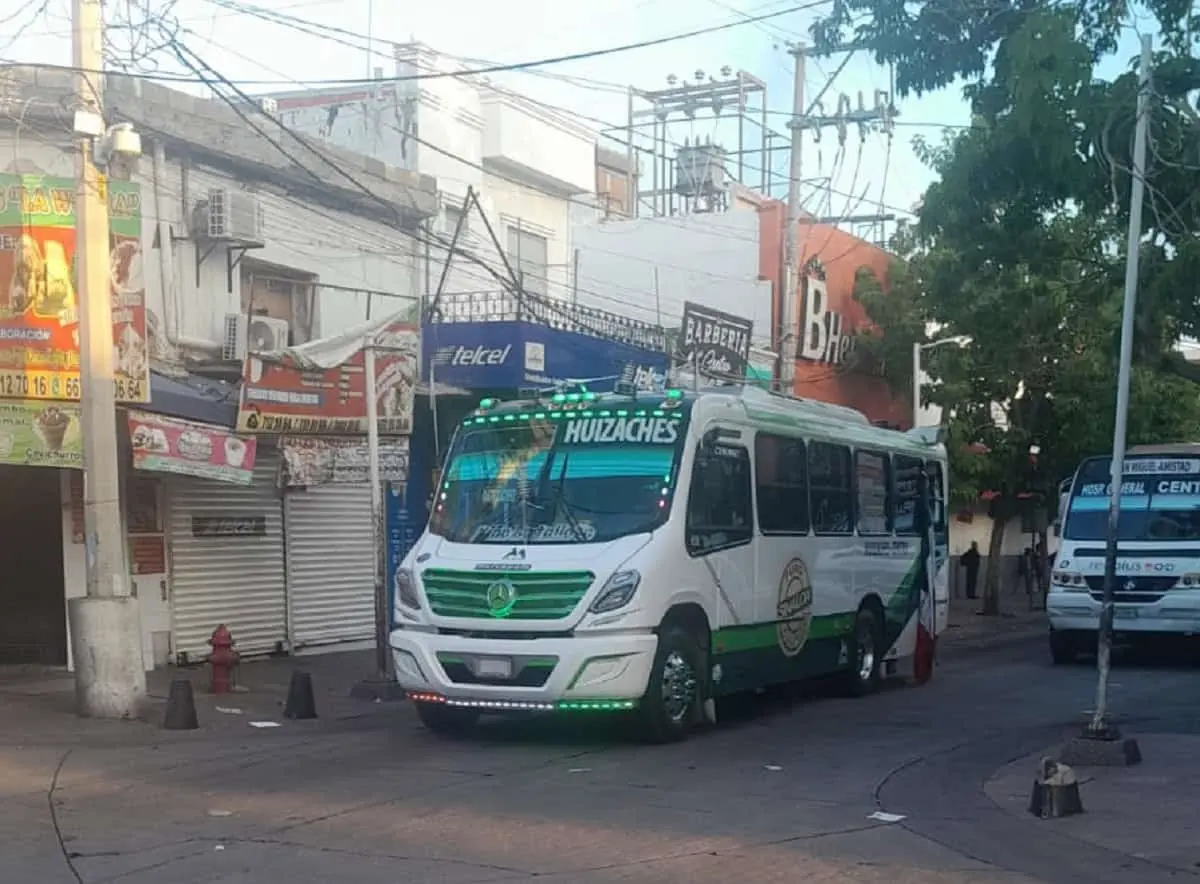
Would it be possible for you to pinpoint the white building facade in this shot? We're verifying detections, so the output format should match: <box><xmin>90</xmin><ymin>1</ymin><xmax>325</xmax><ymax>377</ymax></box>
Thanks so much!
<box><xmin>269</xmin><ymin>44</ymin><xmax>598</xmax><ymax>304</ymax></box>
<box><xmin>0</xmin><ymin>66</ymin><xmax>437</xmax><ymax>670</ymax></box>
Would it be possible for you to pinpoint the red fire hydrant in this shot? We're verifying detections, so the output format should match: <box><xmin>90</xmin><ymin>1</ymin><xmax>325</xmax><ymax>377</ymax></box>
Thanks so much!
<box><xmin>208</xmin><ymin>624</ymin><xmax>239</xmax><ymax>694</ymax></box>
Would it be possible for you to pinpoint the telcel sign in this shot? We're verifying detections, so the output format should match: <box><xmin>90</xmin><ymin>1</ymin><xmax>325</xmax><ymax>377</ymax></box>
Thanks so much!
<box><xmin>435</xmin><ymin>345</ymin><xmax>513</xmax><ymax>368</ymax></box>
<box><xmin>422</xmin><ymin>320</ymin><xmax>669</xmax><ymax>391</ymax></box>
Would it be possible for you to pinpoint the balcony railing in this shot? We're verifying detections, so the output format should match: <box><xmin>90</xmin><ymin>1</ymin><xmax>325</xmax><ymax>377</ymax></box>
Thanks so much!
<box><xmin>425</xmin><ymin>290</ymin><xmax>669</xmax><ymax>353</ymax></box>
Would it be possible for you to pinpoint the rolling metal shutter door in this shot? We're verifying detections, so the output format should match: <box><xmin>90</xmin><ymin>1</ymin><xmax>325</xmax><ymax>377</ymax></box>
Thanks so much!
<box><xmin>285</xmin><ymin>483</ymin><xmax>374</xmax><ymax>649</ymax></box>
<box><xmin>168</xmin><ymin>451</ymin><xmax>287</xmax><ymax>660</ymax></box>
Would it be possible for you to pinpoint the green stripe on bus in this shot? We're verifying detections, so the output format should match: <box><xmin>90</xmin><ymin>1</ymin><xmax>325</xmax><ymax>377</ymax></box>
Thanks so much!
<box><xmin>713</xmin><ymin>612</ymin><xmax>856</xmax><ymax>653</ymax></box>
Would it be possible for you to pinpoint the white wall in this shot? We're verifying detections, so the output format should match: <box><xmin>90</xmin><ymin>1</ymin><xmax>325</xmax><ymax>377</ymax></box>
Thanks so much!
<box><xmin>273</xmin><ymin>45</ymin><xmax>597</xmax><ymax>308</ymax></box>
<box><xmin>574</xmin><ymin>212</ymin><xmax>771</xmax><ymax>347</ymax></box>
<box><xmin>164</xmin><ymin>165</ymin><xmax>420</xmax><ymax>347</ymax></box>
<box><xmin>1</xmin><ymin>138</ymin><xmax>420</xmax><ymax>353</ymax></box>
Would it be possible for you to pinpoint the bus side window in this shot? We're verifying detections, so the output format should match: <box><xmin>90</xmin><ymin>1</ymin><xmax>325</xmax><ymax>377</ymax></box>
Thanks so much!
<box><xmin>686</xmin><ymin>443</ymin><xmax>753</xmax><ymax>556</ymax></box>
<box><xmin>894</xmin><ymin>455</ymin><xmax>923</xmax><ymax>535</ymax></box>
<box><xmin>855</xmin><ymin>450</ymin><xmax>892</xmax><ymax>536</ymax></box>
<box><xmin>925</xmin><ymin>459</ymin><xmax>947</xmax><ymax>532</ymax></box>
<box><xmin>755</xmin><ymin>433</ymin><xmax>809</xmax><ymax>534</ymax></box>
<box><xmin>809</xmin><ymin>442</ymin><xmax>854</xmax><ymax>535</ymax></box>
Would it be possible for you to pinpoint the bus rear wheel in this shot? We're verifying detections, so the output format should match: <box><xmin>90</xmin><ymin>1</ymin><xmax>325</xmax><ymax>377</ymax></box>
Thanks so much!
<box><xmin>414</xmin><ymin>702</ymin><xmax>479</xmax><ymax>738</ymax></box>
<box><xmin>842</xmin><ymin>609</ymin><xmax>882</xmax><ymax>697</ymax></box>
<box><xmin>638</xmin><ymin>626</ymin><xmax>704</xmax><ymax>744</ymax></box>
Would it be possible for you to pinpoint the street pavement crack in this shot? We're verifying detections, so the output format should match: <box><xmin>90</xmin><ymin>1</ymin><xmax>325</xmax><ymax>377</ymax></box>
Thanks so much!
<box><xmin>47</xmin><ymin>748</ymin><xmax>85</xmax><ymax>884</ymax></box>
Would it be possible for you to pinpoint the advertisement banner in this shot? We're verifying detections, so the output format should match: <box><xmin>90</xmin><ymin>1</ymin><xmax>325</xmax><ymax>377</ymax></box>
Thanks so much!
<box><xmin>675</xmin><ymin>301</ymin><xmax>753</xmax><ymax>382</ymax></box>
<box><xmin>237</xmin><ymin>323</ymin><xmax>418</xmax><ymax>435</ymax></box>
<box><xmin>422</xmin><ymin>320</ymin><xmax>669</xmax><ymax>390</ymax></box>
<box><xmin>0</xmin><ymin>399</ymin><xmax>82</xmax><ymax>468</ymax></box>
<box><xmin>280</xmin><ymin>436</ymin><xmax>410</xmax><ymax>486</ymax></box>
<box><xmin>128</xmin><ymin>411</ymin><xmax>257</xmax><ymax>485</ymax></box>
<box><xmin>0</xmin><ymin>174</ymin><xmax>149</xmax><ymax>403</ymax></box>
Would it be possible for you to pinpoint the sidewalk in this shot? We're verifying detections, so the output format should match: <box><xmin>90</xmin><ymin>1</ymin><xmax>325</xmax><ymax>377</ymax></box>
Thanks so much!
<box><xmin>986</xmin><ymin>733</ymin><xmax>1200</xmax><ymax>874</ymax></box>
<box><xmin>0</xmin><ymin>649</ymin><xmax>408</xmax><ymax>746</ymax></box>
<box><xmin>939</xmin><ymin>593</ymin><xmax>1046</xmax><ymax>652</ymax></box>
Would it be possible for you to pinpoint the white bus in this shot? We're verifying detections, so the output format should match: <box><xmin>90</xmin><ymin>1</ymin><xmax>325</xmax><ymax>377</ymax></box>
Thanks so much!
<box><xmin>1049</xmin><ymin>444</ymin><xmax>1200</xmax><ymax>663</ymax></box>
<box><xmin>390</xmin><ymin>385</ymin><xmax>950</xmax><ymax>742</ymax></box>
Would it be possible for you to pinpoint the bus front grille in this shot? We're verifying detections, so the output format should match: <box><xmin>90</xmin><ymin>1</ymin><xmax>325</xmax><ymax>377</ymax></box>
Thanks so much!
<box><xmin>421</xmin><ymin>569</ymin><xmax>596</xmax><ymax>620</ymax></box>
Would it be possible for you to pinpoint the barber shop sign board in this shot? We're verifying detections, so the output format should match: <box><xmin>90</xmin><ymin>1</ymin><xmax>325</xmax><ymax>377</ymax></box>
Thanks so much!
<box><xmin>675</xmin><ymin>301</ymin><xmax>753</xmax><ymax>383</ymax></box>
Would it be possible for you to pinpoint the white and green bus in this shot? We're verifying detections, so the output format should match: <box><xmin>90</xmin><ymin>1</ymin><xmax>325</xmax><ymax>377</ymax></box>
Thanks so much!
<box><xmin>390</xmin><ymin>385</ymin><xmax>950</xmax><ymax>742</ymax></box>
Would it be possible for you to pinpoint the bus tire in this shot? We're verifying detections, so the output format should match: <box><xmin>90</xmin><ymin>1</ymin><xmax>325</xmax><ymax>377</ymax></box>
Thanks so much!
<box><xmin>638</xmin><ymin>626</ymin><xmax>704</xmax><ymax>744</ymax></box>
<box><xmin>1049</xmin><ymin>630</ymin><xmax>1079</xmax><ymax>665</ymax></box>
<box><xmin>843</xmin><ymin>608</ymin><xmax>882</xmax><ymax>697</ymax></box>
<box><xmin>414</xmin><ymin>702</ymin><xmax>479</xmax><ymax>738</ymax></box>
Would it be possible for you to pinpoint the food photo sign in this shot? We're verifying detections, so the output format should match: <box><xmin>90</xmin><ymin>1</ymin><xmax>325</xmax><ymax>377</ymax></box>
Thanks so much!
<box><xmin>128</xmin><ymin>412</ymin><xmax>257</xmax><ymax>485</ymax></box>
<box><xmin>0</xmin><ymin>174</ymin><xmax>149</xmax><ymax>403</ymax></box>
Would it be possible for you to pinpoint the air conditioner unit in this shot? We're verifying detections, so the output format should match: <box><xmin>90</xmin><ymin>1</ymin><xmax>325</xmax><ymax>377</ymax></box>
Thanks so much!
<box><xmin>204</xmin><ymin>189</ymin><xmax>266</xmax><ymax>245</ymax></box>
<box><xmin>223</xmin><ymin>313</ymin><xmax>290</xmax><ymax>360</ymax></box>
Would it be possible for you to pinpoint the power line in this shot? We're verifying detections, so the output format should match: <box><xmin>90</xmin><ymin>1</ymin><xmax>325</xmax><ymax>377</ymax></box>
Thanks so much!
<box><xmin>10</xmin><ymin>0</ymin><xmax>834</xmax><ymax>87</ymax></box>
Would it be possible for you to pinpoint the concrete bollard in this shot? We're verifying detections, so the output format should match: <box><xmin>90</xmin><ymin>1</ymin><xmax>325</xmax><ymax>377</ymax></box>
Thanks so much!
<box><xmin>163</xmin><ymin>678</ymin><xmax>199</xmax><ymax>730</ymax></box>
<box><xmin>283</xmin><ymin>670</ymin><xmax>317</xmax><ymax>720</ymax></box>
<box><xmin>1028</xmin><ymin>757</ymin><xmax>1084</xmax><ymax>819</ymax></box>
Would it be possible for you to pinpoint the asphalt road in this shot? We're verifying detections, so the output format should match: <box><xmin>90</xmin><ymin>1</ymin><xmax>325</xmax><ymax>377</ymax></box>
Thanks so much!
<box><xmin>8</xmin><ymin>635</ymin><xmax>1200</xmax><ymax>884</ymax></box>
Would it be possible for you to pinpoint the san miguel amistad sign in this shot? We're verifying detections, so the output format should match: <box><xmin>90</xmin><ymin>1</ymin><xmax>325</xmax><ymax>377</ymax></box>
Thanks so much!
<box><xmin>675</xmin><ymin>301</ymin><xmax>753</xmax><ymax>382</ymax></box>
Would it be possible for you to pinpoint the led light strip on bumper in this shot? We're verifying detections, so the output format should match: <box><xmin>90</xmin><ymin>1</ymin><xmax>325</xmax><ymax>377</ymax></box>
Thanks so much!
<box><xmin>407</xmin><ymin>691</ymin><xmax>637</xmax><ymax>712</ymax></box>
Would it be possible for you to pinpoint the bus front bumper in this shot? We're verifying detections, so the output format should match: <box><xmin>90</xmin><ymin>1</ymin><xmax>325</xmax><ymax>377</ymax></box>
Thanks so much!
<box><xmin>1047</xmin><ymin>588</ymin><xmax>1200</xmax><ymax>635</ymax></box>
<box><xmin>388</xmin><ymin>627</ymin><xmax>660</xmax><ymax>711</ymax></box>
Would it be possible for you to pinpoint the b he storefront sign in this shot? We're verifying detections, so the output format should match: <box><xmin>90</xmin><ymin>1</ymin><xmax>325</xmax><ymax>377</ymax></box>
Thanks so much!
<box><xmin>422</xmin><ymin>320</ymin><xmax>668</xmax><ymax>390</ymax></box>
<box><xmin>799</xmin><ymin>272</ymin><xmax>856</xmax><ymax>366</ymax></box>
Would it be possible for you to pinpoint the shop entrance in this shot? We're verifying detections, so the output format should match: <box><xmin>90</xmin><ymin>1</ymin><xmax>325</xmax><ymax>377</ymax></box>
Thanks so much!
<box><xmin>0</xmin><ymin>466</ymin><xmax>67</xmax><ymax>664</ymax></box>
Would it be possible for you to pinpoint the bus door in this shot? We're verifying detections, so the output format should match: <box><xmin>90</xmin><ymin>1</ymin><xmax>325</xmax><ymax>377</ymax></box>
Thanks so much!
<box><xmin>684</xmin><ymin>430</ymin><xmax>757</xmax><ymax>630</ymax></box>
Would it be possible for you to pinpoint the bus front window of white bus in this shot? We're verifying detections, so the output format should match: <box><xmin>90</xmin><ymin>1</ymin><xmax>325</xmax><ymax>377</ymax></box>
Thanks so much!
<box><xmin>432</xmin><ymin>410</ymin><xmax>688</xmax><ymax>545</ymax></box>
<box><xmin>1065</xmin><ymin>456</ymin><xmax>1200</xmax><ymax>542</ymax></box>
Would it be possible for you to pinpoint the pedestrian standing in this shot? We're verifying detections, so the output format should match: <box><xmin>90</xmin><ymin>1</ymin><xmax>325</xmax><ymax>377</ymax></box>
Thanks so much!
<box><xmin>960</xmin><ymin>541</ymin><xmax>981</xmax><ymax>600</ymax></box>
<box><xmin>1018</xmin><ymin>546</ymin><xmax>1035</xmax><ymax>599</ymax></box>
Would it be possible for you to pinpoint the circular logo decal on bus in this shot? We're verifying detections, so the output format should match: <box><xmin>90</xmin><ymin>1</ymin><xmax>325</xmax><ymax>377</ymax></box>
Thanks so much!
<box><xmin>486</xmin><ymin>580</ymin><xmax>518</xmax><ymax>618</ymax></box>
<box><xmin>777</xmin><ymin>558</ymin><xmax>814</xmax><ymax>657</ymax></box>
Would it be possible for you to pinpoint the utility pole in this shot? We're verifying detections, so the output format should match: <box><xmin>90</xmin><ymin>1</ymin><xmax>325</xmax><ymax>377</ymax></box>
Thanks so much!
<box><xmin>69</xmin><ymin>0</ymin><xmax>146</xmax><ymax>717</ymax></box>
<box><xmin>1089</xmin><ymin>33</ymin><xmax>1152</xmax><ymax>740</ymax></box>
<box><xmin>781</xmin><ymin>44</ymin><xmax>894</xmax><ymax>394</ymax></box>
<box><xmin>779</xmin><ymin>45</ymin><xmax>806</xmax><ymax>393</ymax></box>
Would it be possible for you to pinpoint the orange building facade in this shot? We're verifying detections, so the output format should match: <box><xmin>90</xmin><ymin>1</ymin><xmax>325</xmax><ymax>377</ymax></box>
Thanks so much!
<box><xmin>749</xmin><ymin>196</ymin><xmax>910</xmax><ymax>428</ymax></box>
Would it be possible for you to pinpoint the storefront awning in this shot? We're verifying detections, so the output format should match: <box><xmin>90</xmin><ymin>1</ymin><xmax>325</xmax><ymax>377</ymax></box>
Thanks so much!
<box><xmin>148</xmin><ymin>370</ymin><xmax>240</xmax><ymax>429</ymax></box>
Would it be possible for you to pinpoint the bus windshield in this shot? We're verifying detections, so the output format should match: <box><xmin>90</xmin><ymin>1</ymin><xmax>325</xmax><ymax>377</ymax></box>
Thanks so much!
<box><xmin>430</xmin><ymin>408</ymin><xmax>688</xmax><ymax>545</ymax></box>
<box><xmin>1064</xmin><ymin>455</ymin><xmax>1200</xmax><ymax>542</ymax></box>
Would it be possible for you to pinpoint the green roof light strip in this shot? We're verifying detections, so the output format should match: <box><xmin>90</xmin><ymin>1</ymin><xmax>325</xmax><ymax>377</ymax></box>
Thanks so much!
<box><xmin>463</xmin><ymin>410</ymin><xmax>682</xmax><ymax>425</ymax></box>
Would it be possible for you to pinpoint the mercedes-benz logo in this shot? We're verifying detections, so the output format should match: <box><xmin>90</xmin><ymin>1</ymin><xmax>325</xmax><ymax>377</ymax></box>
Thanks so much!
<box><xmin>485</xmin><ymin>580</ymin><xmax>518</xmax><ymax>618</ymax></box>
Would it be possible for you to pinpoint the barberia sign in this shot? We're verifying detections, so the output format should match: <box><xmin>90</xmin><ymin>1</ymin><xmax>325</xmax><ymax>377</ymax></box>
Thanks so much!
<box><xmin>799</xmin><ymin>272</ymin><xmax>856</xmax><ymax>366</ymax></box>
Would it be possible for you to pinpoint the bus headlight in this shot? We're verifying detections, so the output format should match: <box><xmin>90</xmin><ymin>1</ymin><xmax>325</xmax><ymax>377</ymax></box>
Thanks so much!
<box><xmin>589</xmin><ymin>569</ymin><xmax>641</xmax><ymax>614</ymax></box>
<box><xmin>395</xmin><ymin>568</ymin><xmax>421</xmax><ymax>609</ymax></box>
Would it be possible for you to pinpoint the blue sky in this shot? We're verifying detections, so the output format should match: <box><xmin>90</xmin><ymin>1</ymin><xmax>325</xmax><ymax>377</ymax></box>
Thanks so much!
<box><xmin>1</xmin><ymin>0</ymin><xmax>1151</xmax><ymax>229</ymax></box>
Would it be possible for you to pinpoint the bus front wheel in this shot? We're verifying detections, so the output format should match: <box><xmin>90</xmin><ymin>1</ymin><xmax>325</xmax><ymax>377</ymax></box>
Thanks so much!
<box><xmin>638</xmin><ymin>626</ymin><xmax>704</xmax><ymax>744</ymax></box>
<box><xmin>1049</xmin><ymin>629</ymin><xmax>1081</xmax><ymax>665</ymax></box>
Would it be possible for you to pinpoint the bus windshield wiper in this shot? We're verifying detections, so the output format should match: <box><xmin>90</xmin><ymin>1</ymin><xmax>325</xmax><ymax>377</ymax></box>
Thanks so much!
<box><xmin>549</xmin><ymin>453</ymin><xmax>588</xmax><ymax>542</ymax></box>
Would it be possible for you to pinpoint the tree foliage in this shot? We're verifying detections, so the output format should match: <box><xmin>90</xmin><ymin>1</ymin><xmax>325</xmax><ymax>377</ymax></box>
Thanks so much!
<box><xmin>838</xmin><ymin>4</ymin><xmax>1200</xmax><ymax>609</ymax></box>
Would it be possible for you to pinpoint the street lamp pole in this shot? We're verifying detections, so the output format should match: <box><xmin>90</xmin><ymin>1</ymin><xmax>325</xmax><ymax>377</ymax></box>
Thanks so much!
<box><xmin>912</xmin><ymin>335</ymin><xmax>971</xmax><ymax>430</ymax></box>
<box><xmin>911</xmin><ymin>340</ymin><xmax>922</xmax><ymax>430</ymax></box>
<box><xmin>1089</xmin><ymin>33</ymin><xmax>1152</xmax><ymax>739</ymax></box>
